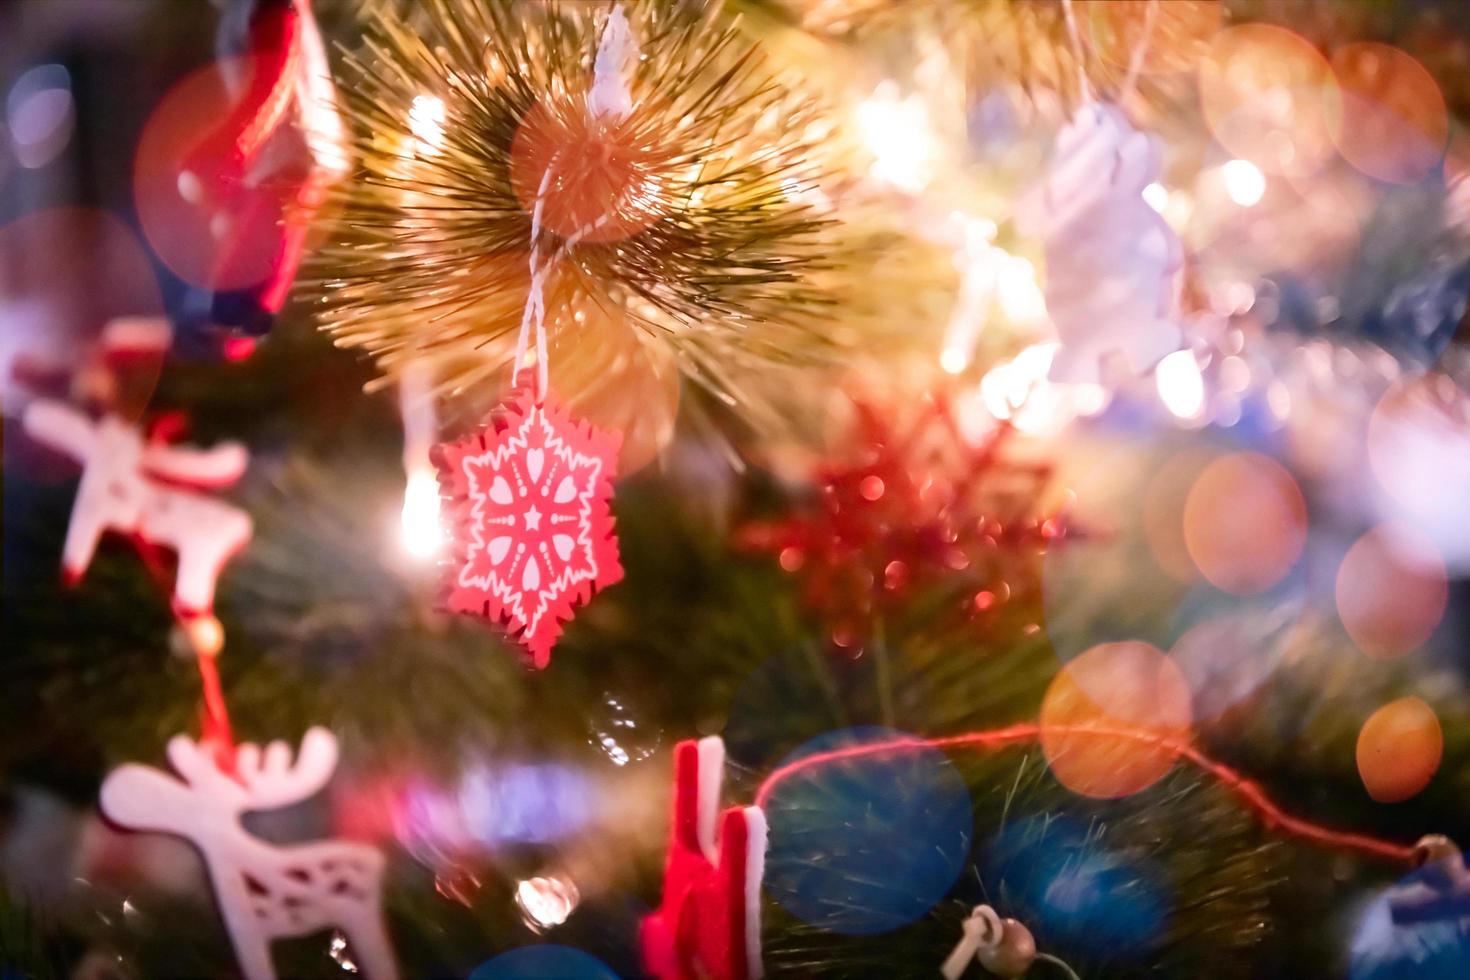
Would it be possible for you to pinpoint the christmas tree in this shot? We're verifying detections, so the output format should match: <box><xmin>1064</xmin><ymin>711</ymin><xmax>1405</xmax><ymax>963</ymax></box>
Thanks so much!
<box><xmin>3</xmin><ymin>1</ymin><xmax>1470</xmax><ymax>978</ymax></box>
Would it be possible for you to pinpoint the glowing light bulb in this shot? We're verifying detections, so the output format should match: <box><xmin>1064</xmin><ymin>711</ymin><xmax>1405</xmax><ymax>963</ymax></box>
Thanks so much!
<box><xmin>399</xmin><ymin>362</ymin><xmax>441</xmax><ymax>559</ymax></box>
<box><xmin>856</xmin><ymin>81</ymin><xmax>937</xmax><ymax>193</ymax></box>
<box><xmin>1156</xmin><ymin>349</ymin><xmax>1206</xmax><ymax>420</ymax></box>
<box><xmin>400</xmin><ymin>468</ymin><xmax>443</xmax><ymax>558</ymax></box>
<box><xmin>995</xmin><ymin>255</ymin><xmax>1046</xmax><ymax>324</ymax></box>
<box><xmin>940</xmin><ymin>345</ymin><xmax>969</xmax><ymax>375</ymax></box>
<box><xmin>408</xmin><ymin>94</ymin><xmax>447</xmax><ymax>155</ymax></box>
<box><xmin>978</xmin><ymin>343</ymin><xmax>1082</xmax><ymax>435</ymax></box>
<box><xmin>1221</xmin><ymin>159</ymin><xmax>1265</xmax><ymax>207</ymax></box>
<box><xmin>1142</xmin><ymin>182</ymin><xmax>1169</xmax><ymax>213</ymax></box>
<box><xmin>938</xmin><ymin>215</ymin><xmax>1000</xmax><ymax>375</ymax></box>
<box><xmin>515</xmin><ymin>876</ymin><xmax>580</xmax><ymax>931</ymax></box>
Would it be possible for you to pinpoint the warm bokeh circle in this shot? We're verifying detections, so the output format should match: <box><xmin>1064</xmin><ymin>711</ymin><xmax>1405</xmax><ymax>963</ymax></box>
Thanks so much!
<box><xmin>1041</xmin><ymin>641</ymin><xmax>1194</xmax><ymax>799</ymax></box>
<box><xmin>1356</xmin><ymin>696</ymin><xmax>1443</xmax><ymax>803</ymax></box>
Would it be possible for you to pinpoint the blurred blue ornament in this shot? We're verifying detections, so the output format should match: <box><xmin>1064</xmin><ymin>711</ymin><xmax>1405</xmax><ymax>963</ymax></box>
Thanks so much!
<box><xmin>468</xmin><ymin>945</ymin><xmax>618</xmax><ymax>980</ymax></box>
<box><xmin>984</xmin><ymin>817</ymin><xmax>1167</xmax><ymax>959</ymax></box>
<box><xmin>1350</xmin><ymin>866</ymin><xmax>1470</xmax><ymax>980</ymax></box>
<box><xmin>457</xmin><ymin>762</ymin><xmax>595</xmax><ymax>847</ymax></box>
<box><xmin>1360</xmin><ymin>258</ymin><xmax>1469</xmax><ymax>368</ymax></box>
<box><xmin>763</xmin><ymin>726</ymin><xmax>972</xmax><ymax>935</ymax></box>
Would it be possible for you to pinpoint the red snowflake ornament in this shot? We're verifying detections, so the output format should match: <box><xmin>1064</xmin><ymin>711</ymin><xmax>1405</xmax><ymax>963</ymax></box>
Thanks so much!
<box><xmin>642</xmin><ymin>737</ymin><xmax>767</xmax><ymax>980</ymax></box>
<box><xmin>434</xmin><ymin>388</ymin><xmax>622</xmax><ymax>667</ymax></box>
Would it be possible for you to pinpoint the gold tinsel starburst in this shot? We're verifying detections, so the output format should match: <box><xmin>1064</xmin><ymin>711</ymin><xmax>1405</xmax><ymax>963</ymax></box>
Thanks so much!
<box><xmin>311</xmin><ymin>0</ymin><xmax>842</xmax><ymax>419</ymax></box>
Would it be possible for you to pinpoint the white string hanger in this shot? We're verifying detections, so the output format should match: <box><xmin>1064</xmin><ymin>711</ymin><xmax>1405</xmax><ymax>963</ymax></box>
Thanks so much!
<box><xmin>512</xmin><ymin>4</ymin><xmax>637</xmax><ymax>400</ymax></box>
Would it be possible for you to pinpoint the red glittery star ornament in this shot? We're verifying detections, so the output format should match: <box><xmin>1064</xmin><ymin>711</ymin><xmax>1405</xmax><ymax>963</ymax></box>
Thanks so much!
<box><xmin>739</xmin><ymin>386</ymin><xmax>1066</xmax><ymax>652</ymax></box>
<box><xmin>433</xmin><ymin>387</ymin><xmax>622</xmax><ymax>667</ymax></box>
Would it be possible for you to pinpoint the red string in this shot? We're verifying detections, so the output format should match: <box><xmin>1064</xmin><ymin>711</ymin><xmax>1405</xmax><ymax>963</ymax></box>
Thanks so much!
<box><xmin>754</xmin><ymin>724</ymin><xmax>1416</xmax><ymax>865</ymax></box>
<box><xmin>128</xmin><ymin>533</ymin><xmax>236</xmax><ymax>768</ymax></box>
<box><xmin>192</xmin><ymin>646</ymin><xmax>235</xmax><ymax>764</ymax></box>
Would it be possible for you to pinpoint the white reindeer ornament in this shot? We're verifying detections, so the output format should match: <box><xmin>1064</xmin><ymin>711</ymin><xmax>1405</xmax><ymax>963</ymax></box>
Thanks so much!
<box><xmin>101</xmin><ymin>728</ymin><xmax>398</xmax><ymax>980</ymax></box>
<box><xmin>22</xmin><ymin>399</ymin><xmax>252</xmax><ymax>615</ymax></box>
<box><xmin>1021</xmin><ymin>102</ymin><xmax>1183</xmax><ymax>384</ymax></box>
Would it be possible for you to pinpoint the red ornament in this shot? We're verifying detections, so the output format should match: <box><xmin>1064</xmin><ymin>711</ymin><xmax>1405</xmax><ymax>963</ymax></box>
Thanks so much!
<box><xmin>434</xmin><ymin>388</ymin><xmax>622</xmax><ymax>668</ymax></box>
<box><xmin>175</xmin><ymin>0</ymin><xmax>346</xmax><ymax>335</ymax></box>
<box><xmin>739</xmin><ymin>388</ymin><xmax>1066</xmax><ymax>650</ymax></box>
<box><xmin>642</xmin><ymin>737</ymin><xmax>767</xmax><ymax>980</ymax></box>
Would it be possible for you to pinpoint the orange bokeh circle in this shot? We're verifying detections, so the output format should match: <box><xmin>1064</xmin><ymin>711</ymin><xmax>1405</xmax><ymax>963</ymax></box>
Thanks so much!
<box><xmin>1356</xmin><ymin>696</ymin><xmax>1442</xmax><ymax>803</ymax></box>
<box><xmin>548</xmin><ymin>304</ymin><xmax>680</xmax><ymax>475</ymax></box>
<box><xmin>1142</xmin><ymin>448</ymin><xmax>1212</xmax><ymax>585</ymax></box>
<box><xmin>1183</xmin><ymin>452</ymin><xmax>1307</xmax><ymax>595</ymax></box>
<box><xmin>1331</xmin><ymin>43</ymin><xmax>1447</xmax><ymax>185</ymax></box>
<box><xmin>1336</xmin><ymin>525</ymin><xmax>1447</xmax><ymax>659</ymax></box>
<box><xmin>1199</xmin><ymin>24</ymin><xmax>1341</xmax><ymax>177</ymax></box>
<box><xmin>1040</xmin><ymin>641</ymin><xmax>1194</xmax><ymax>799</ymax></box>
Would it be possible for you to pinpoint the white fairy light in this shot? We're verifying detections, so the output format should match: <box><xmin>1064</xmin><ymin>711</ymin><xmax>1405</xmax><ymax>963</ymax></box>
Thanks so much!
<box><xmin>857</xmin><ymin>81</ymin><xmax>937</xmax><ymax>193</ymax></box>
<box><xmin>515</xmin><ymin>876</ymin><xmax>580</xmax><ymax>931</ymax></box>
<box><xmin>1222</xmin><ymin>159</ymin><xmax>1266</xmax><ymax>207</ymax></box>
<box><xmin>399</xmin><ymin>363</ymin><xmax>442</xmax><ymax>559</ymax></box>
<box><xmin>940</xmin><ymin>346</ymin><xmax>970</xmax><ymax>375</ymax></box>
<box><xmin>938</xmin><ymin>216</ymin><xmax>1000</xmax><ymax>374</ymax></box>
<box><xmin>400</xmin><ymin>469</ymin><xmax>442</xmax><ymax>559</ymax></box>
<box><xmin>408</xmin><ymin>95</ymin><xmax>446</xmax><ymax>155</ymax></box>
<box><xmin>995</xmin><ymin>255</ymin><xmax>1046</xmax><ymax>325</ymax></box>
<box><xmin>1156</xmin><ymin>349</ymin><xmax>1206</xmax><ymax>420</ymax></box>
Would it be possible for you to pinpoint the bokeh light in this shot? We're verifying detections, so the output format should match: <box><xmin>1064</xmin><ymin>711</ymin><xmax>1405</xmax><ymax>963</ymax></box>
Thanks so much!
<box><xmin>764</xmin><ymin>726</ymin><xmax>972</xmax><ymax>935</ymax></box>
<box><xmin>1221</xmin><ymin>159</ymin><xmax>1266</xmax><ymax>207</ymax></box>
<box><xmin>1044</xmin><ymin>439</ymin><xmax>1201</xmax><ymax>664</ymax></box>
<box><xmin>857</xmin><ymin>81</ymin><xmax>938</xmax><ymax>193</ymax></box>
<box><xmin>1331</xmin><ymin>43</ymin><xmax>1447</xmax><ymax>185</ymax></box>
<box><xmin>0</xmin><ymin>208</ymin><xmax>164</xmax><ymax>420</ymax></box>
<box><xmin>1355</xmin><ymin>696</ymin><xmax>1442</xmax><ymax>803</ymax></box>
<box><xmin>514</xmin><ymin>875</ymin><xmax>580</xmax><ymax>932</ymax></box>
<box><xmin>1199</xmin><ymin>24</ymin><xmax>1341</xmax><ymax>177</ymax></box>
<box><xmin>549</xmin><ymin>304</ymin><xmax>680</xmax><ymax>474</ymax></box>
<box><xmin>6</xmin><ymin>64</ymin><xmax>74</xmax><ymax>170</ymax></box>
<box><xmin>407</xmin><ymin>94</ymin><xmax>447</xmax><ymax>156</ymax></box>
<box><xmin>134</xmin><ymin>56</ymin><xmax>288</xmax><ymax>291</ymax></box>
<box><xmin>979</xmin><ymin>343</ymin><xmax>1103</xmax><ymax>436</ymax></box>
<box><xmin>1040</xmin><ymin>642</ymin><xmax>1193</xmax><ymax>799</ymax></box>
<box><xmin>1156</xmin><ymin>349</ymin><xmax>1206</xmax><ymax>420</ymax></box>
<box><xmin>399</xmin><ymin>467</ymin><xmax>443</xmax><ymax>559</ymax></box>
<box><xmin>1366</xmin><ymin>373</ymin><xmax>1470</xmax><ymax>572</ymax></box>
<box><xmin>1142</xmin><ymin>448</ymin><xmax>1212</xmax><ymax>583</ymax></box>
<box><xmin>1182</xmin><ymin>452</ymin><xmax>1306</xmax><ymax>595</ymax></box>
<box><xmin>1336</xmin><ymin>525</ymin><xmax>1447</xmax><ymax>659</ymax></box>
<box><xmin>469</xmin><ymin>945</ymin><xmax>618</xmax><ymax>980</ymax></box>
<box><xmin>1169</xmin><ymin>603</ymin><xmax>1300</xmax><ymax>722</ymax></box>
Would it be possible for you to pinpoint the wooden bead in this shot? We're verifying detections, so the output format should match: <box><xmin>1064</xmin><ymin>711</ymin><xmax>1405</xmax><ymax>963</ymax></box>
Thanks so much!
<box><xmin>978</xmin><ymin>918</ymin><xmax>1037</xmax><ymax>979</ymax></box>
<box><xmin>1412</xmin><ymin>834</ymin><xmax>1469</xmax><ymax>890</ymax></box>
<box><xmin>1413</xmin><ymin>834</ymin><xmax>1461</xmax><ymax>868</ymax></box>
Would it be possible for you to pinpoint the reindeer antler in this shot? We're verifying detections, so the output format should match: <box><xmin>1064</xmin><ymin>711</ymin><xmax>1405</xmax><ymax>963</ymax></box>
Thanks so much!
<box><xmin>233</xmin><ymin>727</ymin><xmax>340</xmax><ymax>810</ymax></box>
<box><xmin>168</xmin><ymin>733</ymin><xmax>240</xmax><ymax>790</ymax></box>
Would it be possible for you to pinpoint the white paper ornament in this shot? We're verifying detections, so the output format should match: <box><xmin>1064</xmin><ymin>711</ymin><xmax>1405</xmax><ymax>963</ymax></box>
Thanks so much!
<box><xmin>1023</xmin><ymin>102</ymin><xmax>1182</xmax><ymax>383</ymax></box>
<box><xmin>22</xmin><ymin>399</ymin><xmax>252</xmax><ymax>614</ymax></box>
<box><xmin>101</xmin><ymin>728</ymin><xmax>398</xmax><ymax>980</ymax></box>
